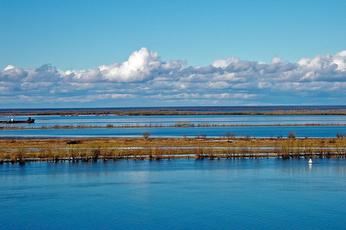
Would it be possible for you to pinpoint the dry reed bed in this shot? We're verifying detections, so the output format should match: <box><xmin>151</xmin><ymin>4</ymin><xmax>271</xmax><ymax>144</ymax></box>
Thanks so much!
<box><xmin>0</xmin><ymin>137</ymin><xmax>345</xmax><ymax>163</ymax></box>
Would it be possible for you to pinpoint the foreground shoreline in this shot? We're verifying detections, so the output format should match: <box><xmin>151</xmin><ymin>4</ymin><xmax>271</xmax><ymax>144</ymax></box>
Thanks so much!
<box><xmin>0</xmin><ymin>137</ymin><xmax>345</xmax><ymax>163</ymax></box>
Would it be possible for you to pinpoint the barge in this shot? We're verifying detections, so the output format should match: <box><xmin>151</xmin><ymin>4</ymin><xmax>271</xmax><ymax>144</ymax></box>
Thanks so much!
<box><xmin>0</xmin><ymin>117</ymin><xmax>35</xmax><ymax>124</ymax></box>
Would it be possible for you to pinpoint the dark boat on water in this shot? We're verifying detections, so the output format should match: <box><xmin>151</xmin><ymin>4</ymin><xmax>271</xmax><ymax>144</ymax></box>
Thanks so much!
<box><xmin>0</xmin><ymin>117</ymin><xmax>35</xmax><ymax>124</ymax></box>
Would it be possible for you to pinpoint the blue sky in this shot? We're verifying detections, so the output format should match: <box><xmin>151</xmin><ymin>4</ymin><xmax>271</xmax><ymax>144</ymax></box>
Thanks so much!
<box><xmin>0</xmin><ymin>0</ymin><xmax>345</xmax><ymax>107</ymax></box>
<box><xmin>1</xmin><ymin>0</ymin><xmax>345</xmax><ymax>68</ymax></box>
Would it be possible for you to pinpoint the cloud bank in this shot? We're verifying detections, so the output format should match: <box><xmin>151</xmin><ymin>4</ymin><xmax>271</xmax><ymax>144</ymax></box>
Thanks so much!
<box><xmin>1</xmin><ymin>48</ymin><xmax>345</xmax><ymax>107</ymax></box>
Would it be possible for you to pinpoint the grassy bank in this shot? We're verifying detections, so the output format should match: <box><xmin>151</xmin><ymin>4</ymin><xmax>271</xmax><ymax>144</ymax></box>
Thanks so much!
<box><xmin>0</xmin><ymin>137</ymin><xmax>345</xmax><ymax>163</ymax></box>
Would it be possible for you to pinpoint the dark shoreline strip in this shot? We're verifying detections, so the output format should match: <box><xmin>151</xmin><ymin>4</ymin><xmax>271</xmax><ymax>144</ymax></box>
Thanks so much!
<box><xmin>1</xmin><ymin>152</ymin><xmax>346</xmax><ymax>164</ymax></box>
<box><xmin>1</xmin><ymin>108</ymin><xmax>346</xmax><ymax>116</ymax></box>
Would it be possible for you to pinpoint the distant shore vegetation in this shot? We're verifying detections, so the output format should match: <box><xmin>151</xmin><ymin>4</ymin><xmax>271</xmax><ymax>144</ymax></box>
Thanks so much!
<box><xmin>1</xmin><ymin>107</ymin><xmax>346</xmax><ymax>116</ymax></box>
<box><xmin>1</xmin><ymin>122</ymin><xmax>346</xmax><ymax>130</ymax></box>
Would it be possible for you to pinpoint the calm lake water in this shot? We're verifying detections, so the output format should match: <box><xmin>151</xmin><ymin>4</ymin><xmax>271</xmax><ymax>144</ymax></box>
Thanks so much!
<box><xmin>0</xmin><ymin>114</ymin><xmax>345</xmax><ymax>137</ymax></box>
<box><xmin>1</xmin><ymin>159</ymin><xmax>346</xmax><ymax>229</ymax></box>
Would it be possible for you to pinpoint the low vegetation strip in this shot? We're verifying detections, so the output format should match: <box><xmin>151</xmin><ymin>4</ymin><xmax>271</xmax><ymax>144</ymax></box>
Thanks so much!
<box><xmin>1</xmin><ymin>108</ymin><xmax>346</xmax><ymax>116</ymax></box>
<box><xmin>1</xmin><ymin>123</ymin><xmax>346</xmax><ymax>130</ymax></box>
<box><xmin>0</xmin><ymin>137</ymin><xmax>345</xmax><ymax>163</ymax></box>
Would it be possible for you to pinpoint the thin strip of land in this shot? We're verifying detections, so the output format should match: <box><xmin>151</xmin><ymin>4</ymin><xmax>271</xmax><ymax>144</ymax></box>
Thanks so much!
<box><xmin>0</xmin><ymin>137</ymin><xmax>345</xmax><ymax>163</ymax></box>
<box><xmin>1</xmin><ymin>123</ymin><xmax>346</xmax><ymax>130</ymax></box>
<box><xmin>1</xmin><ymin>108</ymin><xmax>346</xmax><ymax>116</ymax></box>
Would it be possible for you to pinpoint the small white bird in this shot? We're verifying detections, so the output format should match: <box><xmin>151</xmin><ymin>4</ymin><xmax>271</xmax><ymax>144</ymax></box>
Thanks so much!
<box><xmin>308</xmin><ymin>158</ymin><xmax>313</xmax><ymax>164</ymax></box>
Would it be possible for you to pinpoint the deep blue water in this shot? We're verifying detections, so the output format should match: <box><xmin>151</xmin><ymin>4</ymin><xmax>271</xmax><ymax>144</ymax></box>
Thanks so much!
<box><xmin>1</xmin><ymin>159</ymin><xmax>346</xmax><ymax>229</ymax></box>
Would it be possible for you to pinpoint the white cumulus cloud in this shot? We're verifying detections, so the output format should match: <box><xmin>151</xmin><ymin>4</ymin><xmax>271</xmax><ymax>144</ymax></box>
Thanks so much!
<box><xmin>0</xmin><ymin>48</ymin><xmax>345</xmax><ymax>106</ymax></box>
